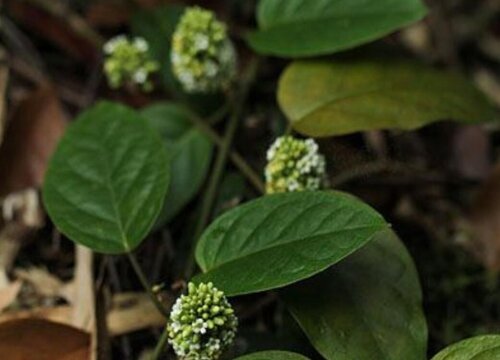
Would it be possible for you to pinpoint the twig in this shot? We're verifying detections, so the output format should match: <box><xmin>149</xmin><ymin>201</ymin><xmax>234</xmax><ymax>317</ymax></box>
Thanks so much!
<box><xmin>330</xmin><ymin>160</ymin><xmax>431</xmax><ymax>187</ymax></box>
<box><xmin>151</xmin><ymin>326</ymin><xmax>170</xmax><ymax>360</ymax></box>
<box><xmin>127</xmin><ymin>253</ymin><xmax>170</xmax><ymax>318</ymax></box>
<box><xmin>20</xmin><ymin>0</ymin><xmax>104</xmax><ymax>47</ymax></box>
<box><xmin>184</xmin><ymin>57</ymin><xmax>260</xmax><ymax>279</ymax></box>
<box><xmin>183</xmin><ymin>107</ymin><xmax>265</xmax><ymax>194</ymax></box>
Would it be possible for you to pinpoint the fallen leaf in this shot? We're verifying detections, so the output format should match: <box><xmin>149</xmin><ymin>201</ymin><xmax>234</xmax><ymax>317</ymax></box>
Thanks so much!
<box><xmin>7</xmin><ymin>1</ymin><xmax>100</xmax><ymax>61</ymax></box>
<box><xmin>0</xmin><ymin>305</ymin><xmax>73</xmax><ymax>326</ymax></box>
<box><xmin>107</xmin><ymin>292</ymin><xmax>167</xmax><ymax>336</ymax></box>
<box><xmin>0</xmin><ymin>86</ymin><xmax>67</xmax><ymax>197</ymax></box>
<box><xmin>0</xmin><ymin>292</ymin><xmax>169</xmax><ymax>337</ymax></box>
<box><xmin>15</xmin><ymin>267</ymin><xmax>64</xmax><ymax>298</ymax></box>
<box><xmin>469</xmin><ymin>163</ymin><xmax>500</xmax><ymax>270</ymax></box>
<box><xmin>0</xmin><ymin>57</ymin><xmax>8</xmax><ymax>146</ymax></box>
<box><xmin>451</xmin><ymin>125</ymin><xmax>491</xmax><ymax>180</ymax></box>
<box><xmin>0</xmin><ymin>222</ymin><xmax>34</xmax><ymax>288</ymax></box>
<box><xmin>86</xmin><ymin>3</ymin><xmax>132</xmax><ymax>28</ymax></box>
<box><xmin>0</xmin><ymin>281</ymin><xmax>22</xmax><ymax>312</ymax></box>
<box><xmin>0</xmin><ymin>318</ymin><xmax>90</xmax><ymax>360</ymax></box>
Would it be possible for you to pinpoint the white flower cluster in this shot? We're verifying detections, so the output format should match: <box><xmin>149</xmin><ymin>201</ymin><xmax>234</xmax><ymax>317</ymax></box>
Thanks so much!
<box><xmin>171</xmin><ymin>7</ymin><xmax>236</xmax><ymax>93</ymax></box>
<box><xmin>103</xmin><ymin>35</ymin><xmax>159</xmax><ymax>91</ymax></box>
<box><xmin>265</xmin><ymin>136</ymin><xmax>326</xmax><ymax>194</ymax></box>
<box><xmin>168</xmin><ymin>282</ymin><xmax>237</xmax><ymax>359</ymax></box>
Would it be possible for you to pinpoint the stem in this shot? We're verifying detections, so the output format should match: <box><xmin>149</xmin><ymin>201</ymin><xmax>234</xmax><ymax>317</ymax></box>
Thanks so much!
<box><xmin>184</xmin><ymin>58</ymin><xmax>260</xmax><ymax>279</ymax></box>
<box><xmin>151</xmin><ymin>326</ymin><xmax>170</xmax><ymax>360</ymax></box>
<box><xmin>185</xmin><ymin>108</ymin><xmax>265</xmax><ymax>193</ymax></box>
<box><xmin>127</xmin><ymin>253</ymin><xmax>170</xmax><ymax>318</ymax></box>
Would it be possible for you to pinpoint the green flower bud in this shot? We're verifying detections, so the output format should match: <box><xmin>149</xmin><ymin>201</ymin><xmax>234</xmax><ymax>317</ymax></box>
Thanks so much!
<box><xmin>103</xmin><ymin>35</ymin><xmax>159</xmax><ymax>91</ymax></box>
<box><xmin>171</xmin><ymin>7</ymin><xmax>236</xmax><ymax>93</ymax></box>
<box><xmin>265</xmin><ymin>136</ymin><xmax>326</xmax><ymax>194</ymax></box>
<box><xmin>168</xmin><ymin>282</ymin><xmax>237</xmax><ymax>359</ymax></box>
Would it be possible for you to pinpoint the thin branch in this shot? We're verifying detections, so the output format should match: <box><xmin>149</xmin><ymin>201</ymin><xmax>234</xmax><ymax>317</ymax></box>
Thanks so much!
<box><xmin>127</xmin><ymin>253</ymin><xmax>170</xmax><ymax>318</ymax></box>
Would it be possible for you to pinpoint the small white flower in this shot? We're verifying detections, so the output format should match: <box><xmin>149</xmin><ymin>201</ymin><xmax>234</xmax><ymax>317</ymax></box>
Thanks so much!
<box><xmin>168</xmin><ymin>282</ymin><xmax>237</xmax><ymax>360</ymax></box>
<box><xmin>264</xmin><ymin>136</ymin><xmax>326</xmax><ymax>194</ymax></box>
<box><xmin>171</xmin><ymin>7</ymin><xmax>236</xmax><ymax>93</ymax></box>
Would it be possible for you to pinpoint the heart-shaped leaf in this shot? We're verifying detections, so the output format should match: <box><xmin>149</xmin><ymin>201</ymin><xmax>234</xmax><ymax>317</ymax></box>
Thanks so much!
<box><xmin>194</xmin><ymin>191</ymin><xmax>388</xmax><ymax>296</ymax></box>
<box><xmin>247</xmin><ymin>0</ymin><xmax>427</xmax><ymax>58</ymax></box>
<box><xmin>281</xmin><ymin>230</ymin><xmax>427</xmax><ymax>360</ymax></box>
<box><xmin>235</xmin><ymin>351</ymin><xmax>310</xmax><ymax>360</ymax></box>
<box><xmin>141</xmin><ymin>103</ymin><xmax>213</xmax><ymax>226</ymax></box>
<box><xmin>43</xmin><ymin>101</ymin><xmax>170</xmax><ymax>254</ymax></box>
<box><xmin>278</xmin><ymin>59</ymin><xmax>497</xmax><ymax>137</ymax></box>
<box><xmin>431</xmin><ymin>335</ymin><xmax>500</xmax><ymax>360</ymax></box>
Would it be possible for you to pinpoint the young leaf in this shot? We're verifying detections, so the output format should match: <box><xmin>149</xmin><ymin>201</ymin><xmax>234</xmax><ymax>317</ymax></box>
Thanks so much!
<box><xmin>131</xmin><ymin>5</ymin><xmax>184</xmax><ymax>91</ymax></box>
<box><xmin>431</xmin><ymin>335</ymin><xmax>500</xmax><ymax>360</ymax></box>
<box><xmin>278</xmin><ymin>59</ymin><xmax>497</xmax><ymax>137</ymax></box>
<box><xmin>43</xmin><ymin>101</ymin><xmax>170</xmax><ymax>254</ymax></box>
<box><xmin>194</xmin><ymin>191</ymin><xmax>388</xmax><ymax>296</ymax></box>
<box><xmin>141</xmin><ymin>103</ymin><xmax>213</xmax><ymax>226</ymax></box>
<box><xmin>235</xmin><ymin>351</ymin><xmax>310</xmax><ymax>360</ymax></box>
<box><xmin>281</xmin><ymin>230</ymin><xmax>428</xmax><ymax>360</ymax></box>
<box><xmin>247</xmin><ymin>0</ymin><xmax>427</xmax><ymax>58</ymax></box>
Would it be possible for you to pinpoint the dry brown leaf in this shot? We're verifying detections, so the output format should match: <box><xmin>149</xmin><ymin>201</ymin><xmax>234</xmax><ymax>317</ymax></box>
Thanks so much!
<box><xmin>15</xmin><ymin>267</ymin><xmax>64</xmax><ymax>298</ymax></box>
<box><xmin>0</xmin><ymin>304</ymin><xmax>73</xmax><ymax>325</ymax></box>
<box><xmin>0</xmin><ymin>318</ymin><xmax>90</xmax><ymax>360</ymax></box>
<box><xmin>0</xmin><ymin>222</ymin><xmax>34</xmax><ymax>288</ymax></box>
<box><xmin>86</xmin><ymin>3</ymin><xmax>132</xmax><ymax>28</ymax></box>
<box><xmin>0</xmin><ymin>57</ymin><xmax>8</xmax><ymax>146</ymax></box>
<box><xmin>107</xmin><ymin>292</ymin><xmax>167</xmax><ymax>336</ymax></box>
<box><xmin>7</xmin><ymin>0</ymin><xmax>100</xmax><ymax>61</ymax></box>
<box><xmin>0</xmin><ymin>291</ymin><xmax>168</xmax><ymax>338</ymax></box>
<box><xmin>451</xmin><ymin>125</ymin><xmax>491</xmax><ymax>180</ymax></box>
<box><xmin>0</xmin><ymin>86</ymin><xmax>67</xmax><ymax>197</ymax></box>
<box><xmin>469</xmin><ymin>163</ymin><xmax>500</xmax><ymax>271</ymax></box>
<box><xmin>0</xmin><ymin>281</ymin><xmax>22</xmax><ymax>312</ymax></box>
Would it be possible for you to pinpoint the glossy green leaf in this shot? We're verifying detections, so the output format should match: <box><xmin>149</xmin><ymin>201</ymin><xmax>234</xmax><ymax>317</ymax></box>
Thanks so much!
<box><xmin>431</xmin><ymin>335</ymin><xmax>500</xmax><ymax>360</ymax></box>
<box><xmin>42</xmin><ymin>101</ymin><xmax>170</xmax><ymax>254</ymax></box>
<box><xmin>247</xmin><ymin>0</ymin><xmax>427</xmax><ymax>57</ymax></box>
<box><xmin>131</xmin><ymin>5</ymin><xmax>184</xmax><ymax>91</ymax></box>
<box><xmin>278</xmin><ymin>59</ymin><xmax>497</xmax><ymax>137</ymax></box>
<box><xmin>141</xmin><ymin>103</ymin><xmax>212</xmax><ymax>226</ymax></box>
<box><xmin>235</xmin><ymin>351</ymin><xmax>310</xmax><ymax>360</ymax></box>
<box><xmin>194</xmin><ymin>191</ymin><xmax>388</xmax><ymax>296</ymax></box>
<box><xmin>281</xmin><ymin>230</ymin><xmax>427</xmax><ymax>360</ymax></box>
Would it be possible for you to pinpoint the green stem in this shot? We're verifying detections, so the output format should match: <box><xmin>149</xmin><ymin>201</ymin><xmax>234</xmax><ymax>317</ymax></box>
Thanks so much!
<box><xmin>184</xmin><ymin>58</ymin><xmax>260</xmax><ymax>279</ymax></box>
<box><xmin>127</xmin><ymin>253</ymin><xmax>170</xmax><ymax>318</ymax></box>
<box><xmin>184</xmin><ymin>108</ymin><xmax>265</xmax><ymax>193</ymax></box>
<box><xmin>151</xmin><ymin>325</ymin><xmax>170</xmax><ymax>360</ymax></box>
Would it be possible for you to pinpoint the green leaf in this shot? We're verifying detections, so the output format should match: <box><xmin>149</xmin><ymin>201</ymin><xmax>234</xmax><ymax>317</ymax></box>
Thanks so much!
<box><xmin>281</xmin><ymin>230</ymin><xmax>428</xmax><ymax>360</ymax></box>
<box><xmin>431</xmin><ymin>335</ymin><xmax>500</xmax><ymax>360</ymax></box>
<box><xmin>278</xmin><ymin>59</ymin><xmax>497</xmax><ymax>137</ymax></box>
<box><xmin>141</xmin><ymin>103</ymin><xmax>213</xmax><ymax>226</ymax></box>
<box><xmin>194</xmin><ymin>191</ymin><xmax>388</xmax><ymax>296</ymax></box>
<box><xmin>235</xmin><ymin>351</ymin><xmax>310</xmax><ymax>360</ymax></box>
<box><xmin>247</xmin><ymin>0</ymin><xmax>427</xmax><ymax>58</ymax></box>
<box><xmin>131</xmin><ymin>5</ymin><xmax>184</xmax><ymax>91</ymax></box>
<box><xmin>42</xmin><ymin>101</ymin><xmax>170</xmax><ymax>254</ymax></box>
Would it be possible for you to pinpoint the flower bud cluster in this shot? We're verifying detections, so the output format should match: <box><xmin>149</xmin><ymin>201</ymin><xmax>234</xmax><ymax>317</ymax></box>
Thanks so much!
<box><xmin>171</xmin><ymin>7</ymin><xmax>236</xmax><ymax>93</ymax></box>
<box><xmin>265</xmin><ymin>136</ymin><xmax>326</xmax><ymax>194</ymax></box>
<box><xmin>168</xmin><ymin>282</ymin><xmax>237</xmax><ymax>359</ymax></box>
<box><xmin>103</xmin><ymin>35</ymin><xmax>159</xmax><ymax>91</ymax></box>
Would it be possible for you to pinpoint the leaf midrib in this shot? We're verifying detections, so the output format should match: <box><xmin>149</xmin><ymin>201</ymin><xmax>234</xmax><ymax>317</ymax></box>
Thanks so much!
<box><xmin>290</xmin><ymin>82</ymin><xmax>467</xmax><ymax>123</ymax></box>
<box><xmin>260</xmin><ymin>8</ymin><xmax>424</xmax><ymax>31</ymax></box>
<box><xmin>204</xmin><ymin>224</ymin><xmax>385</xmax><ymax>271</ymax></box>
<box><xmin>97</xmin><ymin>129</ymin><xmax>130</xmax><ymax>251</ymax></box>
